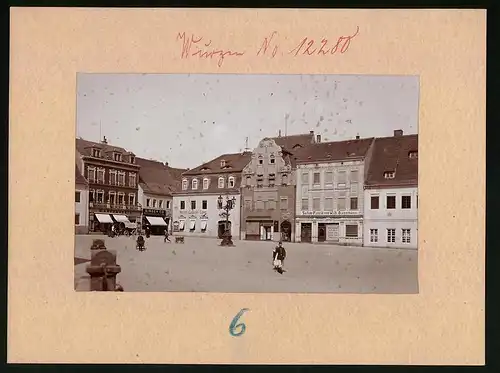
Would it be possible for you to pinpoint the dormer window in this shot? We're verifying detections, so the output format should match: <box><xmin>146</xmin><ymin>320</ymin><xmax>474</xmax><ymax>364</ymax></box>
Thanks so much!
<box><xmin>228</xmin><ymin>176</ymin><xmax>235</xmax><ymax>188</ymax></box>
<box><xmin>182</xmin><ymin>179</ymin><xmax>188</xmax><ymax>190</ymax></box>
<box><xmin>220</xmin><ymin>160</ymin><xmax>226</xmax><ymax>168</ymax></box>
<box><xmin>91</xmin><ymin>148</ymin><xmax>101</xmax><ymax>157</ymax></box>
<box><xmin>258</xmin><ymin>156</ymin><xmax>263</xmax><ymax>165</ymax></box>
<box><xmin>218</xmin><ymin>177</ymin><xmax>225</xmax><ymax>188</ymax></box>
<box><xmin>201</xmin><ymin>167</ymin><xmax>210</xmax><ymax>171</ymax></box>
<box><xmin>269</xmin><ymin>155</ymin><xmax>275</xmax><ymax>164</ymax></box>
<box><xmin>113</xmin><ymin>153</ymin><xmax>122</xmax><ymax>162</ymax></box>
<box><xmin>203</xmin><ymin>178</ymin><xmax>209</xmax><ymax>189</ymax></box>
<box><xmin>130</xmin><ymin>155</ymin><xmax>135</xmax><ymax>164</ymax></box>
<box><xmin>192</xmin><ymin>179</ymin><xmax>198</xmax><ymax>190</ymax></box>
<box><xmin>408</xmin><ymin>151</ymin><xmax>418</xmax><ymax>159</ymax></box>
<box><xmin>384</xmin><ymin>171</ymin><xmax>396</xmax><ymax>179</ymax></box>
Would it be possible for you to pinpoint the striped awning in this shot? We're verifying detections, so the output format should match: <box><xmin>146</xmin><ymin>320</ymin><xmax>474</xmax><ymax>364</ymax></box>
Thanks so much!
<box><xmin>95</xmin><ymin>214</ymin><xmax>113</xmax><ymax>224</ymax></box>
<box><xmin>145</xmin><ymin>216</ymin><xmax>168</xmax><ymax>226</ymax></box>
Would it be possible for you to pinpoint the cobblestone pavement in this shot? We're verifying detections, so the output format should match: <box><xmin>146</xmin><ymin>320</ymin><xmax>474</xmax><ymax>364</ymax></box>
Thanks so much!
<box><xmin>75</xmin><ymin>235</ymin><xmax>418</xmax><ymax>293</ymax></box>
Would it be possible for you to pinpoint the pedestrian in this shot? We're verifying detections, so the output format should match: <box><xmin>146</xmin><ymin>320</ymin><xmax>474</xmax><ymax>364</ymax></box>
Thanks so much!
<box><xmin>272</xmin><ymin>241</ymin><xmax>287</xmax><ymax>274</ymax></box>
<box><xmin>164</xmin><ymin>229</ymin><xmax>171</xmax><ymax>243</ymax></box>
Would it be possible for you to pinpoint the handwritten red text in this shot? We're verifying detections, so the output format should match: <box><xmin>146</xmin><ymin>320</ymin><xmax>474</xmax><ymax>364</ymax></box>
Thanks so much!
<box><xmin>289</xmin><ymin>26</ymin><xmax>360</xmax><ymax>57</ymax></box>
<box><xmin>257</xmin><ymin>31</ymin><xmax>279</xmax><ymax>58</ymax></box>
<box><xmin>176</xmin><ymin>32</ymin><xmax>245</xmax><ymax>67</ymax></box>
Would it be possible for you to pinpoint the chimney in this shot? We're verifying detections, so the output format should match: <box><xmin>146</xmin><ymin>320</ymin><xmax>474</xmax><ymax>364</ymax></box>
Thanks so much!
<box><xmin>309</xmin><ymin>130</ymin><xmax>314</xmax><ymax>136</ymax></box>
<box><xmin>101</xmin><ymin>136</ymin><xmax>108</xmax><ymax>144</ymax></box>
<box><xmin>355</xmin><ymin>135</ymin><xmax>360</xmax><ymax>139</ymax></box>
<box><xmin>316</xmin><ymin>134</ymin><xmax>321</xmax><ymax>143</ymax></box>
<box><xmin>278</xmin><ymin>129</ymin><xmax>282</xmax><ymax>137</ymax></box>
<box><xmin>394</xmin><ymin>129</ymin><xmax>403</xmax><ymax>137</ymax></box>
<box><xmin>164</xmin><ymin>162</ymin><xmax>169</xmax><ymax>167</ymax></box>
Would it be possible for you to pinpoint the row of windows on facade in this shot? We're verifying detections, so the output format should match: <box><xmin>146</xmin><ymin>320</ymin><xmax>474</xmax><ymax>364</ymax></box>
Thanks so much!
<box><xmin>178</xmin><ymin>199</ymin><xmax>235</xmax><ymax>211</ymax></box>
<box><xmin>302</xmin><ymin>197</ymin><xmax>360</xmax><ymax>211</ymax></box>
<box><xmin>300</xmin><ymin>169</ymin><xmax>360</xmax><ymax>186</ymax></box>
<box><xmin>246</xmin><ymin>173</ymin><xmax>289</xmax><ymax>188</ymax></box>
<box><xmin>369</xmin><ymin>228</ymin><xmax>413</xmax><ymax>244</ymax></box>
<box><xmin>90</xmin><ymin>148</ymin><xmax>136</xmax><ymax>164</ymax></box>
<box><xmin>83</xmin><ymin>189</ymin><xmax>136</xmax><ymax>205</ymax></box>
<box><xmin>256</xmin><ymin>154</ymin><xmax>277</xmax><ymax>165</ymax></box>
<box><xmin>369</xmin><ymin>195</ymin><xmax>417</xmax><ymax>210</ymax></box>
<box><xmin>182</xmin><ymin>176</ymin><xmax>236</xmax><ymax>191</ymax></box>
<box><xmin>243</xmin><ymin>197</ymin><xmax>289</xmax><ymax>211</ymax></box>
<box><xmin>145</xmin><ymin>198</ymin><xmax>171</xmax><ymax>209</ymax></box>
<box><xmin>86</xmin><ymin>167</ymin><xmax>137</xmax><ymax>187</ymax></box>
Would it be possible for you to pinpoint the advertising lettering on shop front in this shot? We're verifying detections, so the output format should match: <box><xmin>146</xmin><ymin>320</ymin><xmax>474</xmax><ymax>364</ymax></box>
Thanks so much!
<box><xmin>300</xmin><ymin>210</ymin><xmax>360</xmax><ymax>216</ymax></box>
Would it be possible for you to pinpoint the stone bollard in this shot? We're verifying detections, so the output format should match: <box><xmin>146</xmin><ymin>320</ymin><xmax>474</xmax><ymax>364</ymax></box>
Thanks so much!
<box><xmin>86</xmin><ymin>240</ymin><xmax>122</xmax><ymax>291</ymax></box>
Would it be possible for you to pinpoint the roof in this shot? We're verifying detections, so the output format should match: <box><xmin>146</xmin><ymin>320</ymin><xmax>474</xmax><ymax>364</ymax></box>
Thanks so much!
<box><xmin>135</xmin><ymin>157</ymin><xmax>187</xmax><ymax>196</ymax></box>
<box><xmin>75</xmin><ymin>138</ymin><xmax>134</xmax><ymax>159</ymax></box>
<box><xmin>293</xmin><ymin>137</ymin><xmax>375</xmax><ymax>164</ymax></box>
<box><xmin>365</xmin><ymin>134</ymin><xmax>418</xmax><ymax>187</ymax></box>
<box><xmin>271</xmin><ymin>133</ymin><xmax>315</xmax><ymax>152</ymax></box>
<box><xmin>182</xmin><ymin>152</ymin><xmax>252</xmax><ymax>176</ymax></box>
<box><xmin>75</xmin><ymin>167</ymin><xmax>88</xmax><ymax>185</ymax></box>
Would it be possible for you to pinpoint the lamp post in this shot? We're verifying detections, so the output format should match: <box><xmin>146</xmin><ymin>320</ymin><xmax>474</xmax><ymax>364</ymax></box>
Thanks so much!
<box><xmin>218</xmin><ymin>194</ymin><xmax>236</xmax><ymax>246</ymax></box>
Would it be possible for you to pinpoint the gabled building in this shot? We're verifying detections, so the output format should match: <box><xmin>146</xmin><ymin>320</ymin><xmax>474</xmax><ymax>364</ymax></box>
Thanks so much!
<box><xmin>136</xmin><ymin>157</ymin><xmax>186</xmax><ymax>235</ymax></box>
<box><xmin>240</xmin><ymin>131</ymin><xmax>315</xmax><ymax>242</ymax></box>
<box><xmin>172</xmin><ymin>152</ymin><xmax>252</xmax><ymax>239</ymax></box>
<box><xmin>75</xmin><ymin>136</ymin><xmax>141</xmax><ymax>233</ymax></box>
<box><xmin>363</xmin><ymin>130</ymin><xmax>418</xmax><ymax>249</ymax></box>
<box><xmin>75</xmin><ymin>167</ymin><xmax>89</xmax><ymax>234</ymax></box>
<box><xmin>293</xmin><ymin>135</ymin><xmax>375</xmax><ymax>245</ymax></box>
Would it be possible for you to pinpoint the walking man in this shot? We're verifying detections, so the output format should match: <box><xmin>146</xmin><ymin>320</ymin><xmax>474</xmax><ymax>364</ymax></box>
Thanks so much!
<box><xmin>272</xmin><ymin>241</ymin><xmax>287</xmax><ymax>274</ymax></box>
<box><xmin>164</xmin><ymin>229</ymin><xmax>171</xmax><ymax>243</ymax></box>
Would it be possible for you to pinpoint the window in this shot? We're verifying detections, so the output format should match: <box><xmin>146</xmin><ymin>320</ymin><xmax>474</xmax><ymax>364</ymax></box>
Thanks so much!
<box><xmin>130</xmin><ymin>155</ymin><xmax>135</xmax><ymax>164</ymax></box>
<box><xmin>87</xmin><ymin>167</ymin><xmax>96</xmax><ymax>183</ymax></box>
<box><xmin>408</xmin><ymin>151</ymin><xmax>418</xmax><ymax>159</ymax></box>
<box><xmin>202</xmin><ymin>200</ymin><xmax>207</xmax><ymax>210</ymax></box>
<box><xmin>282</xmin><ymin>174</ymin><xmax>288</xmax><ymax>185</ymax></box>
<box><xmin>109</xmin><ymin>191</ymin><xmax>116</xmax><ymax>205</ymax></box>
<box><xmin>387</xmin><ymin>229</ymin><xmax>396</xmax><ymax>243</ymax></box>
<box><xmin>129</xmin><ymin>173</ymin><xmax>136</xmax><ymax>188</ymax></box>
<box><xmin>117</xmin><ymin>193</ymin><xmax>124</xmax><ymax>205</ymax></box>
<box><xmin>182</xmin><ymin>179</ymin><xmax>188</xmax><ymax>190</ymax></box>
<box><xmin>280</xmin><ymin>197</ymin><xmax>288</xmax><ymax>210</ymax></box>
<box><xmin>191</xmin><ymin>200</ymin><xmax>196</xmax><ymax>210</ymax></box>
<box><xmin>180</xmin><ymin>201</ymin><xmax>186</xmax><ymax>210</ymax></box>
<box><xmin>159</xmin><ymin>200</ymin><xmax>163</xmax><ymax>208</ymax></box>
<box><xmin>371</xmin><ymin>196</ymin><xmax>379</xmax><ymax>209</ymax></box>
<box><xmin>75</xmin><ymin>213</ymin><xmax>80</xmax><ymax>225</ymax></box>
<box><xmin>337</xmin><ymin>197</ymin><xmax>346</xmax><ymax>210</ymax></box>
<box><xmin>350</xmin><ymin>182</ymin><xmax>358</xmax><ymax>195</ymax></box>
<box><xmin>301</xmin><ymin>198</ymin><xmax>309</xmax><ymax>210</ymax></box>
<box><xmin>152</xmin><ymin>199</ymin><xmax>157</xmax><ymax>208</ymax></box>
<box><xmin>97</xmin><ymin>168</ymin><xmax>105</xmax><ymax>184</ymax></box>
<box><xmin>192</xmin><ymin>179</ymin><xmax>198</xmax><ymax>190</ymax></box>
<box><xmin>370</xmin><ymin>229</ymin><xmax>378</xmax><ymax>242</ymax></box>
<box><xmin>203</xmin><ymin>178</ymin><xmax>209</xmax><ymax>189</ymax></box>
<box><xmin>96</xmin><ymin>190</ymin><xmax>104</xmax><ymax>204</ymax></box>
<box><xmin>350</xmin><ymin>170</ymin><xmax>359</xmax><ymax>182</ymax></box>
<box><xmin>402</xmin><ymin>229</ymin><xmax>411</xmax><ymax>243</ymax></box>
<box><xmin>218</xmin><ymin>177</ymin><xmax>225</xmax><ymax>188</ymax></box>
<box><xmin>114</xmin><ymin>153</ymin><xmax>122</xmax><ymax>161</ymax></box>
<box><xmin>166</xmin><ymin>201</ymin><xmax>170</xmax><ymax>209</ymax></box>
<box><xmin>256</xmin><ymin>176</ymin><xmax>263</xmax><ymax>188</ymax></box>
<box><xmin>350</xmin><ymin>197</ymin><xmax>358</xmax><ymax>210</ymax></box>
<box><xmin>117</xmin><ymin>172</ymin><xmax>125</xmax><ymax>186</ymax></box>
<box><xmin>179</xmin><ymin>220</ymin><xmax>185</xmax><ymax>231</ymax></box>
<box><xmin>258</xmin><ymin>158</ymin><xmax>263</xmax><ymax>165</ymax></box>
<box><xmin>402</xmin><ymin>195</ymin><xmax>411</xmax><ymax>209</ymax></box>
<box><xmin>337</xmin><ymin>171</ymin><xmax>346</xmax><ymax>187</ymax></box>
<box><xmin>201</xmin><ymin>221</ymin><xmax>207</xmax><ymax>232</ymax></box>
<box><xmin>313</xmin><ymin>172</ymin><xmax>320</xmax><ymax>185</ymax></box>
<box><xmin>384</xmin><ymin>171</ymin><xmax>395</xmax><ymax>179</ymax></box>
<box><xmin>245</xmin><ymin>175</ymin><xmax>251</xmax><ymax>186</ymax></box>
<box><xmin>268</xmin><ymin>200</ymin><xmax>276</xmax><ymax>210</ymax></box>
<box><xmin>301</xmin><ymin>172</ymin><xmax>309</xmax><ymax>184</ymax></box>
<box><xmin>270</xmin><ymin>156</ymin><xmax>275</xmax><ymax>164</ymax></box>
<box><xmin>91</xmin><ymin>148</ymin><xmax>101</xmax><ymax>157</ymax></box>
<box><xmin>109</xmin><ymin>170</ymin><xmax>117</xmax><ymax>185</ymax></box>
<box><xmin>244</xmin><ymin>198</ymin><xmax>252</xmax><ymax>210</ymax></box>
<box><xmin>324</xmin><ymin>197</ymin><xmax>333</xmax><ymax>211</ymax></box>
<box><xmin>228</xmin><ymin>176</ymin><xmax>235</xmax><ymax>188</ymax></box>
<box><xmin>312</xmin><ymin>198</ymin><xmax>320</xmax><ymax>210</ymax></box>
<box><xmin>256</xmin><ymin>200</ymin><xmax>264</xmax><ymax>210</ymax></box>
<box><xmin>89</xmin><ymin>189</ymin><xmax>95</xmax><ymax>202</ymax></box>
<box><xmin>325</xmin><ymin>171</ymin><xmax>333</xmax><ymax>185</ymax></box>
<box><xmin>128</xmin><ymin>194</ymin><xmax>135</xmax><ymax>206</ymax></box>
<box><xmin>387</xmin><ymin>195</ymin><xmax>396</xmax><ymax>209</ymax></box>
<box><xmin>268</xmin><ymin>174</ymin><xmax>275</xmax><ymax>187</ymax></box>
<box><xmin>346</xmin><ymin>224</ymin><xmax>358</xmax><ymax>237</ymax></box>
<box><xmin>75</xmin><ymin>191</ymin><xmax>81</xmax><ymax>203</ymax></box>
<box><xmin>146</xmin><ymin>198</ymin><xmax>151</xmax><ymax>207</ymax></box>
<box><xmin>220</xmin><ymin>160</ymin><xmax>226</xmax><ymax>167</ymax></box>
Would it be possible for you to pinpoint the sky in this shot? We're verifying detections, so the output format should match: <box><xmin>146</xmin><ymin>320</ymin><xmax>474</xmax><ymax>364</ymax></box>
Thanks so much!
<box><xmin>76</xmin><ymin>74</ymin><xmax>419</xmax><ymax>169</ymax></box>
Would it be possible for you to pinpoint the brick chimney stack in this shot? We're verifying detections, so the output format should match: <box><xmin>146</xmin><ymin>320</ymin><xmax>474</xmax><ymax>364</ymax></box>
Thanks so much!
<box><xmin>356</xmin><ymin>135</ymin><xmax>360</xmax><ymax>139</ymax></box>
<box><xmin>101</xmin><ymin>136</ymin><xmax>108</xmax><ymax>144</ymax></box>
<box><xmin>316</xmin><ymin>134</ymin><xmax>321</xmax><ymax>143</ymax></box>
<box><xmin>278</xmin><ymin>129</ymin><xmax>282</xmax><ymax>137</ymax></box>
<box><xmin>394</xmin><ymin>129</ymin><xmax>403</xmax><ymax>137</ymax></box>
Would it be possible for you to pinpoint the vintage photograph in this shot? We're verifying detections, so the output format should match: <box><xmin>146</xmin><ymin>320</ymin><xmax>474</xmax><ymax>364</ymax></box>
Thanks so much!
<box><xmin>74</xmin><ymin>73</ymin><xmax>419</xmax><ymax>293</ymax></box>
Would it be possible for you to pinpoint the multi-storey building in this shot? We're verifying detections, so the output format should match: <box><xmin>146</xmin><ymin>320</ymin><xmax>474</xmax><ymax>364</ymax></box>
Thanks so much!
<box><xmin>75</xmin><ymin>167</ymin><xmax>89</xmax><ymax>234</ymax></box>
<box><xmin>136</xmin><ymin>157</ymin><xmax>186</xmax><ymax>235</ymax></box>
<box><xmin>363</xmin><ymin>131</ymin><xmax>418</xmax><ymax>249</ymax></box>
<box><xmin>294</xmin><ymin>135</ymin><xmax>375</xmax><ymax>245</ymax></box>
<box><xmin>172</xmin><ymin>152</ymin><xmax>252</xmax><ymax>239</ymax></box>
<box><xmin>240</xmin><ymin>131</ymin><xmax>315</xmax><ymax>242</ymax></box>
<box><xmin>75</xmin><ymin>137</ymin><xmax>141</xmax><ymax>232</ymax></box>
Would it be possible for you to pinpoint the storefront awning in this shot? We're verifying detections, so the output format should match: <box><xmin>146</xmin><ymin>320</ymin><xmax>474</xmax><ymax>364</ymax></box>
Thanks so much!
<box><xmin>179</xmin><ymin>220</ymin><xmax>185</xmax><ymax>230</ymax></box>
<box><xmin>95</xmin><ymin>213</ymin><xmax>113</xmax><ymax>224</ymax></box>
<box><xmin>201</xmin><ymin>220</ymin><xmax>208</xmax><ymax>230</ymax></box>
<box><xmin>145</xmin><ymin>216</ymin><xmax>168</xmax><ymax>226</ymax></box>
<box><xmin>112</xmin><ymin>214</ymin><xmax>130</xmax><ymax>223</ymax></box>
<box><xmin>189</xmin><ymin>220</ymin><xmax>196</xmax><ymax>230</ymax></box>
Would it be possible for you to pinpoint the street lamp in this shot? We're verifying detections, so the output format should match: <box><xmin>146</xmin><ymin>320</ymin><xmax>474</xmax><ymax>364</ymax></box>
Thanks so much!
<box><xmin>218</xmin><ymin>194</ymin><xmax>237</xmax><ymax>246</ymax></box>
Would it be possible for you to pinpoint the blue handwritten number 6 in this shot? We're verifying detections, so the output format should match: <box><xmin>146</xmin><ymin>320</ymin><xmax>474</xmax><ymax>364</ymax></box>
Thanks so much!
<box><xmin>229</xmin><ymin>308</ymin><xmax>250</xmax><ymax>337</ymax></box>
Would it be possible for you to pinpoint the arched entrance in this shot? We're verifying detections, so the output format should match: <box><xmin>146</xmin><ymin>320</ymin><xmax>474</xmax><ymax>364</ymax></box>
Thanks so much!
<box><xmin>280</xmin><ymin>220</ymin><xmax>292</xmax><ymax>242</ymax></box>
<box><xmin>218</xmin><ymin>220</ymin><xmax>232</xmax><ymax>238</ymax></box>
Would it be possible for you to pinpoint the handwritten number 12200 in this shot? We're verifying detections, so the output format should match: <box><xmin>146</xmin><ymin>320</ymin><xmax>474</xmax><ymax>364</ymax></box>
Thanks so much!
<box><xmin>229</xmin><ymin>308</ymin><xmax>250</xmax><ymax>337</ymax></box>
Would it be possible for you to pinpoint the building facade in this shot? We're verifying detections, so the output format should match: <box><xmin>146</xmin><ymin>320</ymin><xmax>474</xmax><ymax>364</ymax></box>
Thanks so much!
<box><xmin>136</xmin><ymin>157</ymin><xmax>186</xmax><ymax>235</ymax></box>
<box><xmin>363</xmin><ymin>131</ymin><xmax>418</xmax><ymax>249</ymax></box>
<box><xmin>294</xmin><ymin>136</ymin><xmax>375</xmax><ymax>245</ymax></box>
<box><xmin>240</xmin><ymin>132</ymin><xmax>314</xmax><ymax>242</ymax></box>
<box><xmin>76</xmin><ymin>137</ymin><xmax>141</xmax><ymax>232</ymax></box>
<box><xmin>172</xmin><ymin>152</ymin><xmax>251</xmax><ymax>239</ymax></box>
<box><xmin>75</xmin><ymin>168</ymin><xmax>89</xmax><ymax>234</ymax></box>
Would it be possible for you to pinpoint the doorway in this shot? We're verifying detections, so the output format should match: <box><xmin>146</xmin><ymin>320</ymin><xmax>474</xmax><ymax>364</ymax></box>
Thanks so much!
<box><xmin>318</xmin><ymin>223</ymin><xmax>326</xmax><ymax>242</ymax></box>
<box><xmin>301</xmin><ymin>223</ymin><xmax>312</xmax><ymax>242</ymax></box>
